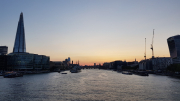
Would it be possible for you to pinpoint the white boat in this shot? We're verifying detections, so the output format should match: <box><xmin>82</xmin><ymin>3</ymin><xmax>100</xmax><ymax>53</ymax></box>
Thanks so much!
<box><xmin>70</xmin><ymin>66</ymin><xmax>81</xmax><ymax>73</ymax></box>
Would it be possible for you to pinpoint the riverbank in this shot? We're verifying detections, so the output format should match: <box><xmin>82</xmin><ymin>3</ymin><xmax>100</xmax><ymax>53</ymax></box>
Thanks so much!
<box><xmin>0</xmin><ymin>70</ymin><xmax>51</xmax><ymax>76</ymax></box>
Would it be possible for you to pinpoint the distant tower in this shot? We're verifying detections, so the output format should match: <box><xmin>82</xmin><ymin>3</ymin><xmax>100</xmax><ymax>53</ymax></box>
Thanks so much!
<box><xmin>13</xmin><ymin>12</ymin><xmax>26</xmax><ymax>53</ymax></box>
<box><xmin>68</xmin><ymin>57</ymin><xmax>70</xmax><ymax>62</ymax></box>
<box><xmin>94</xmin><ymin>63</ymin><xmax>96</xmax><ymax>66</ymax></box>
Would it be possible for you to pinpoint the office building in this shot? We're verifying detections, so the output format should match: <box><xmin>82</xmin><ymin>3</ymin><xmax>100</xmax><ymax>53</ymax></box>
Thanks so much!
<box><xmin>0</xmin><ymin>46</ymin><xmax>8</xmax><ymax>55</ymax></box>
<box><xmin>7</xmin><ymin>12</ymin><xmax>50</xmax><ymax>70</ymax></box>
<box><xmin>68</xmin><ymin>57</ymin><xmax>70</xmax><ymax>62</ymax></box>
<box><xmin>139</xmin><ymin>57</ymin><xmax>172</xmax><ymax>70</ymax></box>
<box><xmin>167</xmin><ymin>35</ymin><xmax>180</xmax><ymax>63</ymax></box>
<box><xmin>0</xmin><ymin>46</ymin><xmax>8</xmax><ymax>70</ymax></box>
<box><xmin>7</xmin><ymin>53</ymin><xmax>49</xmax><ymax>70</ymax></box>
<box><xmin>13</xmin><ymin>12</ymin><xmax>26</xmax><ymax>53</ymax></box>
<box><xmin>0</xmin><ymin>55</ymin><xmax>7</xmax><ymax>70</ymax></box>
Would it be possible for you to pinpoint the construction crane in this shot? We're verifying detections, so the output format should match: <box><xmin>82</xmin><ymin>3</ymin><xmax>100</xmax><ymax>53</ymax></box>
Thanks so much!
<box><xmin>144</xmin><ymin>38</ymin><xmax>146</xmax><ymax>60</ymax></box>
<box><xmin>151</xmin><ymin>29</ymin><xmax>155</xmax><ymax>58</ymax></box>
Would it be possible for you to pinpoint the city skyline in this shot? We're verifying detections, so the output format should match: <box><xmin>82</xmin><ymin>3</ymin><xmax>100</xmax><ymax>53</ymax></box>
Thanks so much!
<box><xmin>1</xmin><ymin>0</ymin><xmax>180</xmax><ymax>65</ymax></box>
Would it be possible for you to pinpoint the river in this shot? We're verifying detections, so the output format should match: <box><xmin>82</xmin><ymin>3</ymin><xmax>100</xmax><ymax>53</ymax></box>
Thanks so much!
<box><xmin>0</xmin><ymin>69</ymin><xmax>180</xmax><ymax>101</ymax></box>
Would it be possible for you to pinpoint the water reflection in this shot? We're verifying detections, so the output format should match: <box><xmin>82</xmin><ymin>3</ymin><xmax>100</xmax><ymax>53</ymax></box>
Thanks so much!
<box><xmin>0</xmin><ymin>69</ymin><xmax>180</xmax><ymax>101</ymax></box>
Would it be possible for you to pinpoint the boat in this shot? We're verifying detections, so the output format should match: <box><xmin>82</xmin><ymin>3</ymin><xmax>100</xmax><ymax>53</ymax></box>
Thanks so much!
<box><xmin>3</xmin><ymin>71</ymin><xmax>23</xmax><ymax>78</ymax></box>
<box><xmin>70</xmin><ymin>66</ymin><xmax>81</xmax><ymax>73</ymax></box>
<box><xmin>15</xmin><ymin>72</ymin><xmax>23</xmax><ymax>77</ymax></box>
<box><xmin>3</xmin><ymin>72</ymin><xmax>16</xmax><ymax>78</ymax></box>
<box><xmin>134</xmin><ymin>71</ymin><xmax>149</xmax><ymax>76</ymax></box>
<box><xmin>122</xmin><ymin>71</ymin><xmax>132</xmax><ymax>75</ymax></box>
<box><xmin>61</xmin><ymin>73</ymin><xmax>67</xmax><ymax>74</ymax></box>
<box><xmin>70</xmin><ymin>69</ymin><xmax>81</xmax><ymax>73</ymax></box>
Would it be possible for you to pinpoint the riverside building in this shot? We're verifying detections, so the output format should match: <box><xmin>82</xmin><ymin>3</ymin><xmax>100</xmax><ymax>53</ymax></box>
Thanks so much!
<box><xmin>0</xmin><ymin>46</ymin><xmax>8</xmax><ymax>55</ymax></box>
<box><xmin>7</xmin><ymin>12</ymin><xmax>49</xmax><ymax>70</ymax></box>
<box><xmin>139</xmin><ymin>57</ymin><xmax>172</xmax><ymax>70</ymax></box>
<box><xmin>0</xmin><ymin>46</ymin><xmax>8</xmax><ymax>70</ymax></box>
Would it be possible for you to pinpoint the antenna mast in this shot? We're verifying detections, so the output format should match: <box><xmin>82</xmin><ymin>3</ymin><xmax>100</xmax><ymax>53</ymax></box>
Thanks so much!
<box><xmin>151</xmin><ymin>29</ymin><xmax>154</xmax><ymax>58</ymax></box>
<box><xmin>144</xmin><ymin>38</ymin><xmax>146</xmax><ymax>60</ymax></box>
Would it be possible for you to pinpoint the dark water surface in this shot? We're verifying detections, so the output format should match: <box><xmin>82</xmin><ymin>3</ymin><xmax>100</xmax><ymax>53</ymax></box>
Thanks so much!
<box><xmin>0</xmin><ymin>69</ymin><xmax>180</xmax><ymax>101</ymax></box>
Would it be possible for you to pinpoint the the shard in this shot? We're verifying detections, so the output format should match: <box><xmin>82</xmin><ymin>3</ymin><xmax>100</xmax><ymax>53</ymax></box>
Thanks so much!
<box><xmin>13</xmin><ymin>12</ymin><xmax>26</xmax><ymax>53</ymax></box>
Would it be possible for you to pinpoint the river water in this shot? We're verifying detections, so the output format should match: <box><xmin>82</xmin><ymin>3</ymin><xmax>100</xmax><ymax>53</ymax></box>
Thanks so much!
<box><xmin>0</xmin><ymin>69</ymin><xmax>180</xmax><ymax>101</ymax></box>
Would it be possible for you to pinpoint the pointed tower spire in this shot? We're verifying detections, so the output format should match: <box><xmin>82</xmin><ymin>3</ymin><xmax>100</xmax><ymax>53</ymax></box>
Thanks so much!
<box><xmin>13</xmin><ymin>12</ymin><xmax>26</xmax><ymax>53</ymax></box>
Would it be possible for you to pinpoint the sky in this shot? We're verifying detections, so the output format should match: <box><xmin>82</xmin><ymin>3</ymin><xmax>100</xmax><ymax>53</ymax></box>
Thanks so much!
<box><xmin>0</xmin><ymin>0</ymin><xmax>180</xmax><ymax>66</ymax></box>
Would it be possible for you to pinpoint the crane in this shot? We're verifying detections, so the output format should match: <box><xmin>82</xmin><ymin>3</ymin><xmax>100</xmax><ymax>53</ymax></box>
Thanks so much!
<box><xmin>151</xmin><ymin>29</ymin><xmax>155</xmax><ymax>58</ymax></box>
<box><xmin>144</xmin><ymin>38</ymin><xmax>146</xmax><ymax>60</ymax></box>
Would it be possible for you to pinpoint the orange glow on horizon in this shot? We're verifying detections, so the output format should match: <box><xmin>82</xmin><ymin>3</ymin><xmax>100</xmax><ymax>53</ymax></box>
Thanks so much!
<box><xmin>50</xmin><ymin>52</ymin><xmax>170</xmax><ymax>66</ymax></box>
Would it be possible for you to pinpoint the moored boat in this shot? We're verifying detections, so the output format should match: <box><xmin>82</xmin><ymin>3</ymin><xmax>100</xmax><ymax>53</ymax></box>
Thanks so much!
<box><xmin>70</xmin><ymin>66</ymin><xmax>81</xmax><ymax>73</ymax></box>
<box><xmin>3</xmin><ymin>72</ymin><xmax>16</xmax><ymax>78</ymax></box>
<box><xmin>15</xmin><ymin>72</ymin><xmax>23</xmax><ymax>77</ymax></box>
<box><xmin>134</xmin><ymin>71</ymin><xmax>149</xmax><ymax>76</ymax></box>
<box><xmin>122</xmin><ymin>71</ymin><xmax>132</xmax><ymax>75</ymax></box>
<box><xmin>70</xmin><ymin>69</ymin><xmax>81</xmax><ymax>73</ymax></box>
<box><xmin>3</xmin><ymin>71</ymin><xmax>23</xmax><ymax>78</ymax></box>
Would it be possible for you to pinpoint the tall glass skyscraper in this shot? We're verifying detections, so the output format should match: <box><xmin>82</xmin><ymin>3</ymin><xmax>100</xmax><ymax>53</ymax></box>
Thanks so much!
<box><xmin>7</xmin><ymin>13</ymin><xmax>50</xmax><ymax>70</ymax></box>
<box><xmin>13</xmin><ymin>12</ymin><xmax>26</xmax><ymax>53</ymax></box>
<box><xmin>167</xmin><ymin>35</ymin><xmax>180</xmax><ymax>63</ymax></box>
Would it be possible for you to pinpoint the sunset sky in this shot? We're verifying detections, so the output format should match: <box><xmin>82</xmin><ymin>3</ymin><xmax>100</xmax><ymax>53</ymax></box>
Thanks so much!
<box><xmin>1</xmin><ymin>0</ymin><xmax>180</xmax><ymax>65</ymax></box>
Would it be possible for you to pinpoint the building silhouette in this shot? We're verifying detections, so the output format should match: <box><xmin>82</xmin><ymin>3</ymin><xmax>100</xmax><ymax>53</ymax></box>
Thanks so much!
<box><xmin>0</xmin><ymin>46</ymin><xmax>8</xmax><ymax>55</ymax></box>
<box><xmin>139</xmin><ymin>57</ymin><xmax>172</xmax><ymax>70</ymax></box>
<box><xmin>167</xmin><ymin>35</ymin><xmax>180</xmax><ymax>63</ymax></box>
<box><xmin>13</xmin><ymin>12</ymin><xmax>26</xmax><ymax>53</ymax></box>
<box><xmin>0</xmin><ymin>46</ymin><xmax>8</xmax><ymax>70</ymax></box>
<box><xmin>7</xmin><ymin>13</ymin><xmax>49</xmax><ymax>70</ymax></box>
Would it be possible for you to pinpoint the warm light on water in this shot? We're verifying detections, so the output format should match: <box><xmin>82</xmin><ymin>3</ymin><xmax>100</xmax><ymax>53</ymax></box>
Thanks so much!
<box><xmin>1</xmin><ymin>69</ymin><xmax>180</xmax><ymax>101</ymax></box>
